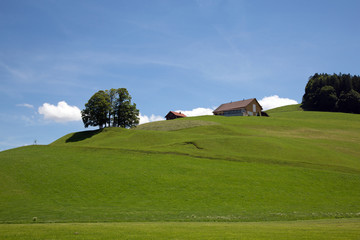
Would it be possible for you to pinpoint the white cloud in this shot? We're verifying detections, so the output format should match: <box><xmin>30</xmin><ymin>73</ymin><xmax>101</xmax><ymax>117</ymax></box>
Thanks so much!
<box><xmin>175</xmin><ymin>107</ymin><xmax>215</xmax><ymax>117</ymax></box>
<box><xmin>138</xmin><ymin>107</ymin><xmax>214</xmax><ymax>125</ymax></box>
<box><xmin>16</xmin><ymin>103</ymin><xmax>34</xmax><ymax>109</ymax></box>
<box><xmin>38</xmin><ymin>101</ymin><xmax>82</xmax><ymax>123</ymax></box>
<box><xmin>259</xmin><ymin>95</ymin><xmax>298</xmax><ymax>111</ymax></box>
<box><xmin>139</xmin><ymin>113</ymin><xmax>164</xmax><ymax>125</ymax></box>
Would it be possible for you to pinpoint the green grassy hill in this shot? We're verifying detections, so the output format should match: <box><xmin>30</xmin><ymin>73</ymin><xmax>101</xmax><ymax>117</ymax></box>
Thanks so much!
<box><xmin>1</xmin><ymin>104</ymin><xmax>360</xmax><ymax>223</ymax></box>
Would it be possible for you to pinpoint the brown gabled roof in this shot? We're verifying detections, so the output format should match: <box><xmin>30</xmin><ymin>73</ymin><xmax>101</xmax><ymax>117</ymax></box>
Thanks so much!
<box><xmin>165</xmin><ymin>111</ymin><xmax>187</xmax><ymax>118</ymax></box>
<box><xmin>213</xmin><ymin>98</ymin><xmax>261</xmax><ymax>114</ymax></box>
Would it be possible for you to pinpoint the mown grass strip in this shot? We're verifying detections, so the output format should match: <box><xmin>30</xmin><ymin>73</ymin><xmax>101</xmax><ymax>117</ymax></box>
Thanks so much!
<box><xmin>1</xmin><ymin>219</ymin><xmax>360</xmax><ymax>240</ymax></box>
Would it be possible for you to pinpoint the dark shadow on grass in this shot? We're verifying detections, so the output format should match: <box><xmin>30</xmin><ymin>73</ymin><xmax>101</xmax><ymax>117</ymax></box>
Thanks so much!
<box><xmin>65</xmin><ymin>129</ymin><xmax>103</xmax><ymax>143</ymax></box>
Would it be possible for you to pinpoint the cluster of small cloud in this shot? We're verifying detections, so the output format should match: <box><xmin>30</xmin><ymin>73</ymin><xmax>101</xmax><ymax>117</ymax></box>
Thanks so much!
<box><xmin>139</xmin><ymin>113</ymin><xmax>164</xmax><ymax>125</ymax></box>
<box><xmin>139</xmin><ymin>107</ymin><xmax>215</xmax><ymax>125</ymax></box>
<box><xmin>33</xmin><ymin>95</ymin><xmax>297</xmax><ymax>125</ymax></box>
<box><xmin>258</xmin><ymin>95</ymin><xmax>298</xmax><ymax>111</ymax></box>
<box><xmin>34</xmin><ymin>103</ymin><xmax>215</xmax><ymax>125</ymax></box>
<box><xmin>38</xmin><ymin>101</ymin><xmax>82</xmax><ymax>123</ymax></box>
<box><xmin>175</xmin><ymin>107</ymin><xmax>215</xmax><ymax>117</ymax></box>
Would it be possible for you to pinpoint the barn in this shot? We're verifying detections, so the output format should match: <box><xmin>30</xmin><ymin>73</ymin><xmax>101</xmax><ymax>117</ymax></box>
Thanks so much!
<box><xmin>213</xmin><ymin>98</ymin><xmax>263</xmax><ymax>116</ymax></box>
<box><xmin>165</xmin><ymin>111</ymin><xmax>187</xmax><ymax>120</ymax></box>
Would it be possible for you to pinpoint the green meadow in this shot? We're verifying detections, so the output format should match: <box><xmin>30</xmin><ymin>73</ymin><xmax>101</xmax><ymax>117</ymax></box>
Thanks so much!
<box><xmin>1</xmin><ymin>104</ymin><xmax>360</xmax><ymax>238</ymax></box>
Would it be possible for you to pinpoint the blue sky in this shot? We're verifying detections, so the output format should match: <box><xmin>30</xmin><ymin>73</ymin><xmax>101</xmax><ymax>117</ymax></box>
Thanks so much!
<box><xmin>1</xmin><ymin>0</ymin><xmax>360</xmax><ymax>151</ymax></box>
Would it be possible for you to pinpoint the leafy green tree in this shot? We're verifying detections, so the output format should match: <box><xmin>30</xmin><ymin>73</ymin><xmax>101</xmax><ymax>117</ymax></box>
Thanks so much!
<box><xmin>105</xmin><ymin>88</ymin><xmax>118</xmax><ymax>127</ymax></box>
<box><xmin>114</xmin><ymin>88</ymin><xmax>139</xmax><ymax>128</ymax></box>
<box><xmin>82</xmin><ymin>88</ymin><xmax>139</xmax><ymax>129</ymax></box>
<box><xmin>82</xmin><ymin>90</ymin><xmax>111</xmax><ymax>129</ymax></box>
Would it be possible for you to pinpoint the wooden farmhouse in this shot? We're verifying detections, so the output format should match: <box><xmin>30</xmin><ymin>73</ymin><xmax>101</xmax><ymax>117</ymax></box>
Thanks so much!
<box><xmin>213</xmin><ymin>98</ymin><xmax>263</xmax><ymax>116</ymax></box>
<box><xmin>165</xmin><ymin>111</ymin><xmax>187</xmax><ymax>120</ymax></box>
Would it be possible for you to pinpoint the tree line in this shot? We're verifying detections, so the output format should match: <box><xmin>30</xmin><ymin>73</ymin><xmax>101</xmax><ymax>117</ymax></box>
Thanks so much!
<box><xmin>302</xmin><ymin>73</ymin><xmax>360</xmax><ymax>113</ymax></box>
<box><xmin>82</xmin><ymin>88</ymin><xmax>139</xmax><ymax>129</ymax></box>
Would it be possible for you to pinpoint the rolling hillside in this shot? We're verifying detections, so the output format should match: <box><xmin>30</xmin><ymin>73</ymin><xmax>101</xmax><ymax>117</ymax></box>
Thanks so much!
<box><xmin>1</xmin><ymin>105</ymin><xmax>360</xmax><ymax>223</ymax></box>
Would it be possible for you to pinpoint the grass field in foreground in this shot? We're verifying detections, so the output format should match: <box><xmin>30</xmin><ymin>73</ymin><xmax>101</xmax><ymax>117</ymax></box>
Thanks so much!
<box><xmin>1</xmin><ymin>219</ymin><xmax>360</xmax><ymax>240</ymax></box>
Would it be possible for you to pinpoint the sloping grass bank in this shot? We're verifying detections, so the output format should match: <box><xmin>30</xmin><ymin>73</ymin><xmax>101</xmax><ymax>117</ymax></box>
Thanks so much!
<box><xmin>0</xmin><ymin>105</ymin><xmax>360</xmax><ymax>224</ymax></box>
<box><xmin>1</xmin><ymin>144</ymin><xmax>359</xmax><ymax>223</ymax></box>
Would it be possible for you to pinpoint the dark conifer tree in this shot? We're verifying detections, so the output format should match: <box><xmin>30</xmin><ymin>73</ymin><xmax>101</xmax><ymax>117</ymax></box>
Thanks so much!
<box><xmin>302</xmin><ymin>73</ymin><xmax>360</xmax><ymax>113</ymax></box>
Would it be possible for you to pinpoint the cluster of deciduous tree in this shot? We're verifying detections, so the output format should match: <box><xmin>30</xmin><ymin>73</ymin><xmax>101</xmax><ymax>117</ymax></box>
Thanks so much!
<box><xmin>302</xmin><ymin>73</ymin><xmax>360</xmax><ymax>113</ymax></box>
<box><xmin>82</xmin><ymin>88</ymin><xmax>139</xmax><ymax>129</ymax></box>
